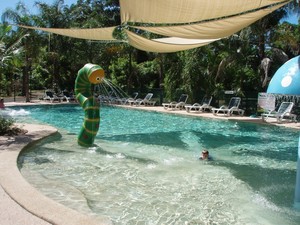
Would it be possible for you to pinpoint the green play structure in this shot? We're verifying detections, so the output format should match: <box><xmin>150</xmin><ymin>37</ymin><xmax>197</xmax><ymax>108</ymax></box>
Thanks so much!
<box><xmin>75</xmin><ymin>63</ymin><xmax>105</xmax><ymax>147</ymax></box>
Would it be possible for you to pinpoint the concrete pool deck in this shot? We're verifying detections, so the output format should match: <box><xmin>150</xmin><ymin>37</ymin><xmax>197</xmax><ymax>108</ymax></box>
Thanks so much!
<box><xmin>1</xmin><ymin>101</ymin><xmax>299</xmax><ymax>225</ymax></box>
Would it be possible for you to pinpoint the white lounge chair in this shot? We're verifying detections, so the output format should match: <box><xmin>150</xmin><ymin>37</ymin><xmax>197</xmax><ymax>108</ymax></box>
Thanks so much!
<box><xmin>132</xmin><ymin>93</ymin><xmax>156</xmax><ymax>106</ymax></box>
<box><xmin>98</xmin><ymin>91</ymin><xmax>119</xmax><ymax>104</ymax></box>
<box><xmin>123</xmin><ymin>92</ymin><xmax>139</xmax><ymax>105</ymax></box>
<box><xmin>162</xmin><ymin>94</ymin><xmax>188</xmax><ymax>110</ymax></box>
<box><xmin>185</xmin><ymin>96</ymin><xmax>212</xmax><ymax>113</ymax></box>
<box><xmin>261</xmin><ymin>102</ymin><xmax>296</xmax><ymax>123</ymax></box>
<box><xmin>60</xmin><ymin>90</ymin><xmax>76</xmax><ymax>102</ymax></box>
<box><xmin>212</xmin><ymin>97</ymin><xmax>244</xmax><ymax>116</ymax></box>
<box><xmin>43</xmin><ymin>90</ymin><xmax>60</xmax><ymax>103</ymax></box>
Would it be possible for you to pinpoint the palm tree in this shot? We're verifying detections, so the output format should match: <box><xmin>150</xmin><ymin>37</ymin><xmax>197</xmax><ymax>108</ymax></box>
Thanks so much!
<box><xmin>2</xmin><ymin>1</ymin><xmax>39</xmax><ymax>102</ymax></box>
<box><xmin>33</xmin><ymin>0</ymin><xmax>71</xmax><ymax>92</ymax></box>
<box><xmin>0</xmin><ymin>24</ymin><xmax>26</xmax><ymax>97</ymax></box>
<box><xmin>249</xmin><ymin>2</ymin><xmax>299</xmax><ymax>90</ymax></box>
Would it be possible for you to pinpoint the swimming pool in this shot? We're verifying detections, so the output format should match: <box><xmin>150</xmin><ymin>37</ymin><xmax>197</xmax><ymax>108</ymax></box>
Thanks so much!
<box><xmin>8</xmin><ymin>104</ymin><xmax>300</xmax><ymax>224</ymax></box>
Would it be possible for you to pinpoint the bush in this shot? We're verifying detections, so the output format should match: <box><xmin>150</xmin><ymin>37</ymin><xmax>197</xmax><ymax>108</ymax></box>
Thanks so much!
<box><xmin>0</xmin><ymin>116</ymin><xmax>24</xmax><ymax>136</ymax></box>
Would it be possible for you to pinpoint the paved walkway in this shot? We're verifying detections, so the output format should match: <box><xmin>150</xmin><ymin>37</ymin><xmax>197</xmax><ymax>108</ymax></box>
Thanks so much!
<box><xmin>0</xmin><ymin>100</ymin><xmax>299</xmax><ymax>225</ymax></box>
<box><xmin>0</xmin><ymin>124</ymin><xmax>53</xmax><ymax>225</ymax></box>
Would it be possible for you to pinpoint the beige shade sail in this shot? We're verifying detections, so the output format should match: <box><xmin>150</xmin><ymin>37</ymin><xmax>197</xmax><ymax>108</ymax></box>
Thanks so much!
<box><xmin>131</xmin><ymin>3</ymin><xmax>285</xmax><ymax>39</ymax></box>
<box><xmin>16</xmin><ymin>0</ymin><xmax>290</xmax><ymax>53</ymax></box>
<box><xmin>18</xmin><ymin>25</ymin><xmax>118</xmax><ymax>41</ymax></box>
<box><xmin>120</xmin><ymin>0</ymin><xmax>291</xmax><ymax>24</ymax></box>
<box><xmin>125</xmin><ymin>30</ymin><xmax>218</xmax><ymax>53</ymax></box>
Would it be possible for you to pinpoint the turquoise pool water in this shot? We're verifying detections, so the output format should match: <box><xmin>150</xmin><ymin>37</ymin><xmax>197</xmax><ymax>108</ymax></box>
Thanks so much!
<box><xmin>6</xmin><ymin>105</ymin><xmax>300</xmax><ymax>224</ymax></box>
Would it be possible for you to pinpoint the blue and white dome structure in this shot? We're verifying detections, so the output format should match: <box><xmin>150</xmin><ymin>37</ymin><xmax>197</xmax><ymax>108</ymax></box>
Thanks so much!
<box><xmin>267</xmin><ymin>56</ymin><xmax>300</xmax><ymax>95</ymax></box>
<box><xmin>267</xmin><ymin>55</ymin><xmax>300</xmax><ymax>209</ymax></box>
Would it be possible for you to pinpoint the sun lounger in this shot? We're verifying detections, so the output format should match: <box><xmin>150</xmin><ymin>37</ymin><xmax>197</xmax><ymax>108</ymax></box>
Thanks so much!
<box><xmin>132</xmin><ymin>93</ymin><xmax>156</xmax><ymax>106</ymax></box>
<box><xmin>60</xmin><ymin>90</ymin><xmax>76</xmax><ymax>102</ymax></box>
<box><xmin>261</xmin><ymin>102</ymin><xmax>296</xmax><ymax>123</ymax></box>
<box><xmin>162</xmin><ymin>94</ymin><xmax>188</xmax><ymax>110</ymax></box>
<box><xmin>43</xmin><ymin>90</ymin><xmax>61</xmax><ymax>103</ymax></box>
<box><xmin>212</xmin><ymin>97</ymin><xmax>244</xmax><ymax>116</ymax></box>
<box><xmin>123</xmin><ymin>92</ymin><xmax>139</xmax><ymax>105</ymax></box>
<box><xmin>185</xmin><ymin>96</ymin><xmax>212</xmax><ymax>113</ymax></box>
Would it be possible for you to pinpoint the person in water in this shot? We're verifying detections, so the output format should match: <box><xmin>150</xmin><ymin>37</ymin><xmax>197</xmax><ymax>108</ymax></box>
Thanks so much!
<box><xmin>199</xmin><ymin>149</ymin><xmax>211</xmax><ymax>160</ymax></box>
<box><xmin>0</xmin><ymin>98</ymin><xmax>5</xmax><ymax>109</ymax></box>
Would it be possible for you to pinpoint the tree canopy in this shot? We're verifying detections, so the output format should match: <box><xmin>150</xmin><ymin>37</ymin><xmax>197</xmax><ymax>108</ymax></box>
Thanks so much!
<box><xmin>0</xmin><ymin>0</ymin><xmax>299</xmax><ymax>112</ymax></box>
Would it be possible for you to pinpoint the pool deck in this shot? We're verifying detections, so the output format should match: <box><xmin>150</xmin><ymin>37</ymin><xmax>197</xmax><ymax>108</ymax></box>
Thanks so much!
<box><xmin>1</xmin><ymin>101</ymin><xmax>299</xmax><ymax>225</ymax></box>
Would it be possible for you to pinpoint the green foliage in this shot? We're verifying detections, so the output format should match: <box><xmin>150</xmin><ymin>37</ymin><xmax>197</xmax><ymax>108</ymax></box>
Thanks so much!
<box><xmin>136</xmin><ymin>60</ymin><xmax>159</xmax><ymax>89</ymax></box>
<box><xmin>0</xmin><ymin>116</ymin><xmax>13</xmax><ymax>134</ymax></box>
<box><xmin>271</xmin><ymin>22</ymin><xmax>300</xmax><ymax>57</ymax></box>
<box><xmin>109</xmin><ymin>57</ymin><xmax>130</xmax><ymax>89</ymax></box>
<box><xmin>109</xmin><ymin>57</ymin><xmax>160</xmax><ymax>91</ymax></box>
<box><xmin>0</xmin><ymin>24</ymin><xmax>25</xmax><ymax>96</ymax></box>
<box><xmin>0</xmin><ymin>116</ymin><xmax>22</xmax><ymax>136</ymax></box>
<box><xmin>0</xmin><ymin>0</ymin><xmax>299</xmax><ymax>105</ymax></box>
<box><xmin>163</xmin><ymin>53</ymin><xmax>185</xmax><ymax>100</ymax></box>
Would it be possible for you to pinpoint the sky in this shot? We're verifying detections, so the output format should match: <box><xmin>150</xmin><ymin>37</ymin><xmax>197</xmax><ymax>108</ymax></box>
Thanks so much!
<box><xmin>0</xmin><ymin>0</ymin><xmax>298</xmax><ymax>24</ymax></box>
<box><xmin>285</xmin><ymin>12</ymin><xmax>299</xmax><ymax>24</ymax></box>
<box><xmin>0</xmin><ymin>0</ymin><xmax>77</xmax><ymax>15</ymax></box>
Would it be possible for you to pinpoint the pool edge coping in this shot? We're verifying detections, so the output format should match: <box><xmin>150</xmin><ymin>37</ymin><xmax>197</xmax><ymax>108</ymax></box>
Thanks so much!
<box><xmin>0</xmin><ymin>123</ymin><xmax>112</xmax><ymax>225</ymax></box>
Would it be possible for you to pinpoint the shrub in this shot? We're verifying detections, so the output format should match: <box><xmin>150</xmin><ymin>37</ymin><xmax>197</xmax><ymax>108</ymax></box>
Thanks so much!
<box><xmin>0</xmin><ymin>116</ymin><xmax>24</xmax><ymax>136</ymax></box>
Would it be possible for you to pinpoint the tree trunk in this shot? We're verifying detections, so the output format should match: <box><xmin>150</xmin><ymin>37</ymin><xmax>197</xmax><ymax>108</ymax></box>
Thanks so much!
<box><xmin>127</xmin><ymin>48</ymin><xmax>132</xmax><ymax>92</ymax></box>
<box><xmin>258</xmin><ymin>33</ymin><xmax>265</xmax><ymax>60</ymax></box>
<box><xmin>24</xmin><ymin>59</ymin><xmax>30</xmax><ymax>102</ymax></box>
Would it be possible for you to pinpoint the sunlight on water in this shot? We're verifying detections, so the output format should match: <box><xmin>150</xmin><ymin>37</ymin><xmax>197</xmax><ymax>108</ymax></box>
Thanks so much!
<box><xmin>9</xmin><ymin>104</ymin><xmax>300</xmax><ymax>224</ymax></box>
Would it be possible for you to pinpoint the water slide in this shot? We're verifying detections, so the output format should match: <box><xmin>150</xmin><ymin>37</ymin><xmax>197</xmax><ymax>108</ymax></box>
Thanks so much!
<box><xmin>75</xmin><ymin>63</ymin><xmax>105</xmax><ymax>147</ymax></box>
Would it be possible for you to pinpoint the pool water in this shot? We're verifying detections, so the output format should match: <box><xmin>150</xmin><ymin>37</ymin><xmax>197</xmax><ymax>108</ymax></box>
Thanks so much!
<box><xmin>7</xmin><ymin>105</ymin><xmax>300</xmax><ymax>224</ymax></box>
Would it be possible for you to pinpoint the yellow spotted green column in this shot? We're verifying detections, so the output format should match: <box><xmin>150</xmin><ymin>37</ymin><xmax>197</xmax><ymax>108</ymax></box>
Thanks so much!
<box><xmin>75</xmin><ymin>63</ymin><xmax>104</xmax><ymax>147</ymax></box>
